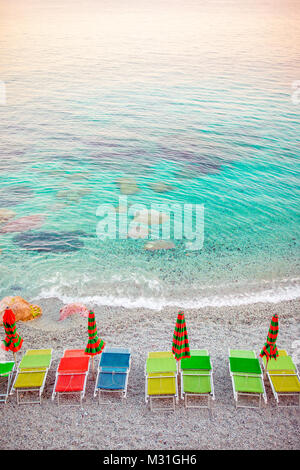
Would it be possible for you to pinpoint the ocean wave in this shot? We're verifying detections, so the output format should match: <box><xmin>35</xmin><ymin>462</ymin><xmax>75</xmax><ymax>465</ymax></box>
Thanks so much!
<box><xmin>35</xmin><ymin>283</ymin><xmax>300</xmax><ymax>311</ymax></box>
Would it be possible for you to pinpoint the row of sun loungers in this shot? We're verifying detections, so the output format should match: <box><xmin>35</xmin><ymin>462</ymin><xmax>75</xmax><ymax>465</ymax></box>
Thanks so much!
<box><xmin>145</xmin><ymin>350</ymin><xmax>215</xmax><ymax>412</ymax></box>
<box><xmin>0</xmin><ymin>347</ymin><xmax>299</xmax><ymax>409</ymax></box>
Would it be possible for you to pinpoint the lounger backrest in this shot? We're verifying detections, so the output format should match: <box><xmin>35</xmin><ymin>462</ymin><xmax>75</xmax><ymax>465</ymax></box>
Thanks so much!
<box><xmin>19</xmin><ymin>354</ymin><xmax>52</xmax><ymax>370</ymax></box>
<box><xmin>181</xmin><ymin>355</ymin><xmax>211</xmax><ymax>371</ymax></box>
<box><xmin>146</xmin><ymin>357</ymin><xmax>177</xmax><ymax>375</ymax></box>
<box><xmin>25</xmin><ymin>349</ymin><xmax>52</xmax><ymax>356</ymax></box>
<box><xmin>58</xmin><ymin>356</ymin><xmax>90</xmax><ymax>373</ymax></box>
<box><xmin>100</xmin><ymin>352</ymin><xmax>130</xmax><ymax>369</ymax></box>
<box><xmin>63</xmin><ymin>349</ymin><xmax>86</xmax><ymax>358</ymax></box>
<box><xmin>263</xmin><ymin>355</ymin><xmax>296</xmax><ymax>372</ymax></box>
<box><xmin>0</xmin><ymin>362</ymin><xmax>14</xmax><ymax>376</ymax></box>
<box><xmin>229</xmin><ymin>357</ymin><xmax>262</xmax><ymax>375</ymax></box>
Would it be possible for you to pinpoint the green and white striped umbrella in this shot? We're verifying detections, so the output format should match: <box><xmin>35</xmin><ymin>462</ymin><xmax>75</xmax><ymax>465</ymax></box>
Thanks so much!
<box><xmin>172</xmin><ymin>310</ymin><xmax>191</xmax><ymax>361</ymax></box>
<box><xmin>260</xmin><ymin>314</ymin><xmax>279</xmax><ymax>361</ymax></box>
<box><xmin>85</xmin><ymin>310</ymin><xmax>105</xmax><ymax>356</ymax></box>
<box><xmin>1</xmin><ymin>307</ymin><xmax>23</xmax><ymax>361</ymax></box>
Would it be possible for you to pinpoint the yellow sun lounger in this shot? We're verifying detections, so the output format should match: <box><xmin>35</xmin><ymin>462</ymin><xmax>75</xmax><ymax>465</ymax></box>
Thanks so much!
<box><xmin>11</xmin><ymin>349</ymin><xmax>53</xmax><ymax>405</ymax></box>
<box><xmin>145</xmin><ymin>355</ymin><xmax>178</xmax><ymax>412</ymax></box>
<box><xmin>261</xmin><ymin>352</ymin><xmax>300</xmax><ymax>407</ymax></box>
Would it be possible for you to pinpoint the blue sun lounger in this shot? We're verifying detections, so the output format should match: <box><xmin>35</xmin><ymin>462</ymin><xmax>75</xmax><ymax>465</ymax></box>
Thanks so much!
<box><xmin>94</xmin><ymin>347</ymin><xmax>131</xmax><ymax>404</ymax></box>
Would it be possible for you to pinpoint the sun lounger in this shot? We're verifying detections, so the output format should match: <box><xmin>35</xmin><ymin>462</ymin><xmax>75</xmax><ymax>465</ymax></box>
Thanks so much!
<box><xmin>180</xmin><ymin>349</ymin><xmax>215</xmax><ymax>411</ymax></box>
<box><xmin>63</xmin><ymin>349</ymin><xmax>87</xmax><ymax>358</ymax></box>
<box><xmin>11</xmin><ymin>349</ymin><xmax>52</xmax><ymax>404</ymax></box>
<box><xmin>228</xmin><ymin>349</ymin><xmax>267</xmax><ymax>409</ymax></box>
<box><xmin>148</xmin><ymin>351</ymin><xmax>173</xmax><ymax>359</ymax></box>
<box><xmin>52</xmin><ymin>355</ymin><xmax>90</xmax><ymax>405</ymax></box>
<box><xmin>94</xmin><ymin>347</ymin><xmax>131</xmax><ymax>404</ymax></box>
<box><xmin>261</xmin><ymin>353</ymin><xmax>300</xmax><ymax>407</ymax></box>
<box><xmin>145</xmin><ymin>355</ymin><xmax>178</xmax><ymax>412</ymax></box>
<box><xmin>0</xmin><ymin>361</ymin><xmax>15</xmax><ymax>404</ymax></box>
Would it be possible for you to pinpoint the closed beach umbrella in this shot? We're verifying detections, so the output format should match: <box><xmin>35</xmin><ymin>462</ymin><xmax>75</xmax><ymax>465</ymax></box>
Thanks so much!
<box><xmin>260</xmin><ymin>314</ymin><xmax>279</xmax><ymax>377</ymax></box>
<box><xmin>172</xmin><ymin>310</ymin><xmax>191</xmax><ymax>361</ymax></box>
<box><xmin>1</xmin><ymin>307</ymin><xmax>23</xmax><ymax>361</ymax></box>
<box><xmin>85</xmin><ymin>310</ymin><xmax>106</xmax><ymax>374</ymax></box>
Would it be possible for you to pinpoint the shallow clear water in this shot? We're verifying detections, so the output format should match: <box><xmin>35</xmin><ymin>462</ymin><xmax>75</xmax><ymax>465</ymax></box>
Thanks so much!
<box><xmin>0</xmin><ymin>0</ymin><xmax>299</xmax><ymax>310</ymax></box>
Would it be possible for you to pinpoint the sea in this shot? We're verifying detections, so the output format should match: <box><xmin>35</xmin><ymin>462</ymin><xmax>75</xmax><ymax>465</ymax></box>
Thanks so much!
<box><xmin>0</xmin><ymin>0</ymin><xmax>299</xmax><ymax>311</ymax></box>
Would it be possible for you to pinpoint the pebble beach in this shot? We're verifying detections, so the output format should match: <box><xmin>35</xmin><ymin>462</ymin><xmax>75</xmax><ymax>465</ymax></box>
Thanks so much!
<box><xmin>1</xmin><ymin>298</ymin><xmax>299</xmax><ymax>451</ymax></box>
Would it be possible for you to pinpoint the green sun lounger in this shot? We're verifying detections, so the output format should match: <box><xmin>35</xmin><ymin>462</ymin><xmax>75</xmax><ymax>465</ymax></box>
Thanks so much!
<box><xmin>0</xmin><ymin>361</ymin><xmax>15</xmax><ymax>404</ymax></box>
<box><xmin>11</xmin><ymin>349</ymin><xmax>53</xmax><ymax>404</ymax></box>
<box><xmin>261</xmin><ymin>352</ymin><xmax>300</xmax><ymax>407</ymax></box>
<box><xmin>145</xmin><ymin>355</ymin><xmax>178</xmax><ymax>412</ymax></box>
<box><xmin>228</xmin><ymin>349</ymin><xmax>267</xmax><ymax>408</ymax></box>
<box><xmin>180</xmin><ymin>349</ymin><xmax>215</xmax><ymax>411</ymax></box>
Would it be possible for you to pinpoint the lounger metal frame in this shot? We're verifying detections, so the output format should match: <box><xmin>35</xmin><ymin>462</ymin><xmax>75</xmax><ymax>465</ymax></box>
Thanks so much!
<box><xmin>180</xmin><ymin>349</ymin><xmax>215</xmax><ymax>411</ymax></box>
<box><xmin>228</xmin><ymin>348</ymin><xmax>267</xmax><ymax>409</ymax></box>
<box><xmin>94</xmin><ymin>347</ymin><xmax>131</xmax><ymax>404</ymax></box>
<box><xmin>52</xmin><ymin>358</ymin><xmax>90</xmax><ymax>406</ymax></box>
<box><xmin>11</xmin><ymin>348</ymin><xmax>53</xmax><ymax>405</ymax></box>
<box><xmin>144</xmin><ymin>359</ymin><xmax>179</xmax><ymax>412</ymax></box>
<box><xmin>0</xmin><ymin>362</ymin><xmax>15</xmax><ymax>404</ymax></box>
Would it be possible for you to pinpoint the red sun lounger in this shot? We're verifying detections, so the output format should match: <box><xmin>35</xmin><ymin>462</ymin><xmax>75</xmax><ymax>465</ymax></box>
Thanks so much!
<box><xmin>52</xmin><ymin>355</ymin><xmax>90</xmax><ymax>405</ymax></box>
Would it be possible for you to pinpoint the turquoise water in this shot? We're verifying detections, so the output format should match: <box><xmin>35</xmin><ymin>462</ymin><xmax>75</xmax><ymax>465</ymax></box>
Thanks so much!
<box><xmin>0</xmin><ymin>0</ymin><xmax>299</xmax><ymax>309</ymax></box>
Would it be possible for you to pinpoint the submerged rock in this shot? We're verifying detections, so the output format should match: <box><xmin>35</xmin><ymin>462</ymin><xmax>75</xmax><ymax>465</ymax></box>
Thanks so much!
<box><xmin>144</xmin><ymin>240</ymin><xmax>175</xmax><ymax>251</ymax></box>
<box><xmin>0</xmin><ymin>209</ymin><xmax>16</xmax><ymax>223</ymax></box>
<box><xmin>150</xmin><ymin>182</ymin><xmax>175</xmax><ymax>193</ymax></box>
<box><xmin>0</xmin><ymin>214</ymin><xmax>45</xmax><ymax>233</ymax></box>
<box><xmin>0</xmin><ymin>185</ymin><xmax>34</xmax><ymax>207</ymax></box>
<box><xmin>13</xmin><ymin>231</ymin><xmax>85</xmax><ymax>253</ymax></box>
<box><xmin>133</xmin><ymin>209</ymin><xmax>169</xmax><ymax>226</ymax></box>
<box><xmin>0</xmin><ymin>296</ymin><xmax>42</xmax><ymax>322</ymax></box>
<box><xmin>175</xmin><ymin>162</ymin><xmax>221</xmax><ymax>179</ymax></box>
<box><xmin>116</xmin><ymin>177</ymin><xmax>140</xmax><ymax>195</ymax></box>
<box><xmin>56</xmin><ymin>188</ymin><xmax>91</xmax><ymax>202</ymax></box>
<box><xmin>127</xmin><ymin>223</ymin><xmax>149</xmax><ymax>239</ymax></box>
<box><xmin>66</xmin><ymin>173</ymin><xmax>90</xmax><ymax>180</ymax></box>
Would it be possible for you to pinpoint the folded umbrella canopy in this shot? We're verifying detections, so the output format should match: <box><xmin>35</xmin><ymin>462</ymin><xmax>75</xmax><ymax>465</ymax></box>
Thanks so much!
<box><xmin>260</xmin><ymin>314</ymin><xmax>279</xmax><ymax>377</ymax></box>
<box><xmin>1</xmin><ymin>307</ymin><xmax>23</xmax><ymax>359</ymax></box>
<box><xmin>85</xmin><ymin>310</ymin><xmax>106</xmax><ymax>375</ymax></box>
<box><xmin>172</xmin><ymin>310</ymin><xmax>191</xmax><ymax>361</ymax></box>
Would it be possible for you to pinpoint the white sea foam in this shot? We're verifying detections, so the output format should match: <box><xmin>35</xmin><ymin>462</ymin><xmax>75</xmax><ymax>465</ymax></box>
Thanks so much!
<box><xmin>36</xmin><ymin>282</ymin><xmax>300</xmax><ymax>311</ymax></box>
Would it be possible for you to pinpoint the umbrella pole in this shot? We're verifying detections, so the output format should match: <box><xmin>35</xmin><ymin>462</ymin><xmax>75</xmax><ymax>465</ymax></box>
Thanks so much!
<box><xmin>13</xmin><ymin>352</ymin><xmax>16</xmax><ymax>364</ymax></box>
<box><xmin>92</xmin><ymin>356</ymin><xmax>95</xmax><ymax>378</ymax></box>
<box><xmin>263</xmin><ymin>358</ymin><xmax>268</xmax><ymax>380</ymax></box>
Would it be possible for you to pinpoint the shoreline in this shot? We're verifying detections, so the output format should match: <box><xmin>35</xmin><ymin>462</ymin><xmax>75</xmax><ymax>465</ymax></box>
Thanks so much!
<box><xmin>0</xmin><ymin>298</ymin><xmax>299</xmax><ymax>450</ymax></box>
